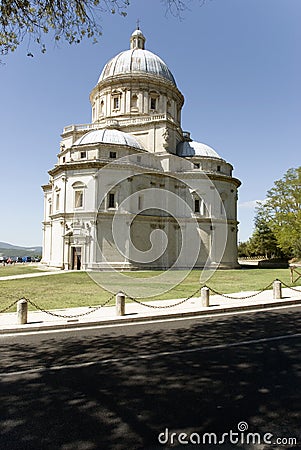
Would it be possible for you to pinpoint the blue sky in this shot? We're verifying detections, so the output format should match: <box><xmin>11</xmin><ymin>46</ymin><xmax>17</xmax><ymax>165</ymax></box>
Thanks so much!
<box><xmin>0</xmin><ymin>0</ymin><xmax>300</xmax><ymax>246</ymax></box>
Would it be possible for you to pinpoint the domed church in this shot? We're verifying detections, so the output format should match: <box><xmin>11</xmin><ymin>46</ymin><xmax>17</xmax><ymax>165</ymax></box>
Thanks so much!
<box><xmin>42</xmin><ymin>28</ymin><xmax>241</xmax><ymax>270</ymax></box>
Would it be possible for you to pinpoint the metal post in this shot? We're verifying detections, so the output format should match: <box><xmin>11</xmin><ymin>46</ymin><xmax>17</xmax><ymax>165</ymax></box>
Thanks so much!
<box><xmin>17</xmin><ymin>299</ymin><xmax>28</xmax><ymax>325</ymax></box>
<box><xmin>201</xmin><ymin>287</ymin><xmax>210</xmax><ymax>307</ymax></box>
<box><xmin>116</xmin><ymin>292</ymin><xmax>125</xmax><ymax>316</ymax></box>
<box><xmin>273</xmin><ymin>280</ymin><xmax>282</xmax><ymax>300</ymax></box>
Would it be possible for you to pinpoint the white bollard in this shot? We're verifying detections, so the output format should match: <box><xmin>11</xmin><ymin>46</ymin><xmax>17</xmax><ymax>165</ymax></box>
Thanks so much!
<box><xmin>116</xmin><ymin>292</ymin><xmax>125</xmax><ymax>316</ymax></box>
<box><xmin>17</xmin><ymin>299</ymin><xmax>28</xmax><ymax>325</ymax></box>
<box><xmin>201</xmin><ymin>287</ymin><xmax>210</xmax><ymax>307</ymax></box>
<box><xmin>273</xmin><ymin>280</ymin><xmax>282</xmax><ymax>300</ymax></box>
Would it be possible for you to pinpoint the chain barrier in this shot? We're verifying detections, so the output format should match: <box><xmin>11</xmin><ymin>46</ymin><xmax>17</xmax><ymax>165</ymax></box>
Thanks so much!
<box><xmin>206</xmin><ymin>281</ymin><xmax>274</xmax><ymax>300</ymax></box>
<box><xmin>124</xmin><ymin>287</ymin><xmax>201</xmax><ymax>309</ymax></box>
<box><xmin>1</xmin><ymin>278</ymin><xmax>301</xmax><ymax>317</ymax></box>
<box><xmin>280</xmin><ymin>280</ymin><xmax>301</xmax><ymax>294</ymax></box>
<box><xmin>23</xmin><ymin>294</ymin><xmax>116</xmax><ymax>319</ymax></box>
<box><xmin>0</xmin><ymin>299</ymin><xmax>19</xmax><ymax>314</ymax></box>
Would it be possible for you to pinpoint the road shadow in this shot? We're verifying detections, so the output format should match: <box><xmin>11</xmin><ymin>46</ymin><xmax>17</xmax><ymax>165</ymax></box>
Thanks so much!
<box><xmin>0</xmin><ymin>308</ymin><xmax>300</xmax><ymax>449</ymax></box>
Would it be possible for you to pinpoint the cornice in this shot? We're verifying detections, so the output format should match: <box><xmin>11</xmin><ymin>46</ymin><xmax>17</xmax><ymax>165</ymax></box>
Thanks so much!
<box><xmin>207</xmin><ymin>173</ymin><xmax>241</xmax><ymax>187</ymax></box>
<box><xmin>48</xmin><ymin>161</ymin><xmax>106</xmax><ymax>176</ymax></box>
<box><xmin>90</xmin><ymin>73</ymin><xmax>184</xmax><ymax>106</ymax></box>
<box><xmin>48</xmin><ymin>158</ymin><xmax>241</xmax><ymax>189</ymax></box>
<box><xmin>178</xmin><ymin>171</ymin><xmax>241</xmax><ymax>188</ymax></box>
<box><xmin>42</xmin><ymin>184</ymin><xmax>52</xmax><ymax>192</ymax></box>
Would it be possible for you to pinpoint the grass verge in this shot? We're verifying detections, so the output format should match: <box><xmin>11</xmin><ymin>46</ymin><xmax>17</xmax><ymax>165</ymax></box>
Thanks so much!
<box><xmin>0</xmin><ymin>268</ymin><xmax>300</xmax><ymax>313</ymax></box>
<box><xmin>0</xmin><ymin>264</ymin><xmax>43</xmax><ymax>277</ymax></box>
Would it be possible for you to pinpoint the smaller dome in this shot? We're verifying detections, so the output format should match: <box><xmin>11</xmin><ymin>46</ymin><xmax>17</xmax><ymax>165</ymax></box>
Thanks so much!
<box><xmin>74</xmin><ymin>129</ymin><xmax>144</xmax><ymax>150</ymax></box>
<box><xmin>177</xmin><ymin>140</ymin><xmax>221</xmax><ymax>159</ymax></box>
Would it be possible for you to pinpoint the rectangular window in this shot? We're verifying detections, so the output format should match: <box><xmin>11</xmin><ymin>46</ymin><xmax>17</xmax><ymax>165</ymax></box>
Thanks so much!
<box><xmin>113</xmin><ymin>97</ymin><xmax>119</xmax><ymax>109</ymax></box>
<box><xmin>80</xmin><ymin>151</ymin><xmax>87</xmax><ymax>159</ymax></box>
<box><xmin>108</xmin><ymin>193</ymin><xmax>115</xmax><ymax>208</ymax></box>
<box><xmin>194</xmin><ymin>163</ymin><xmax>200</xmax><ymax>169</ymax></box>
<box><xmin>220</xmin><ymin>201</ymin><xmax>224</xmax><ymax>215</ymax></box>
<box><xmin>217</xmin><ymin>165</ymin><xmax>221</xmax><ymax>172</ymax></box>
<box><xmin>131</xmin><ymin>95</ymin><xmax>138</xmax><ymax>108</ymax></box>
<box><xmin>138</xmin><ymin>195</ymin><xmax>143</xmax><ymax>210</ymax></box>
<box><xmin>75</xmin><ymin>191</ymin><xmax>84</xmax><ymax>208</ymax></box>
<box><xmin>109</xmin><ymin>151</ymin><xmax>117</xmax><ymax>159</ymax></box>
<box><xmin>56</xmin><ymin>193</ymin><xmax>60</xmax><ymax>211</ymax></box>
<box><xmin>150</xmin><ymin>97</ymin><xmax>156</xmax><ymax>110</ymax></box>
<box><xmin>194</xmin><ymin>199</ymin><xmax>200</xmax><ymax>213</ymax></box>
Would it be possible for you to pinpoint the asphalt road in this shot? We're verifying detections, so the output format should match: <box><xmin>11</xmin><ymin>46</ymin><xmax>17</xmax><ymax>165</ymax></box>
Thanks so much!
<box><xmin>0</xmin><ymin>306</ymin><xmax>300</xmax><ymax>450</ymax></box>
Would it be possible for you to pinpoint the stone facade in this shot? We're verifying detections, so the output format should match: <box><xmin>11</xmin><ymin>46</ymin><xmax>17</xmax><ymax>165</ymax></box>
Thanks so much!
<box><xmin>42</xmin><ymin>29</ymin><xmax>241</xmax><ymax>270</ymax></box>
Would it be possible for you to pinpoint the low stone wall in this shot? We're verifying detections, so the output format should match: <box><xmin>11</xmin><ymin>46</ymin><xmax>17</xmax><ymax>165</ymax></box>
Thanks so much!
<box><xmin>258</xmin><ymin>259</ymin><xmax>289</xmax><ymax>269</ymax></box>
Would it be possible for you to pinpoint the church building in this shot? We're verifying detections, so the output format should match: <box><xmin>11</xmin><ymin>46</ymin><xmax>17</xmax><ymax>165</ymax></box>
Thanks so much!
<box><xmin>42</xmin><ymin>28</ymin><xmax>241</xmax><ymax>270</ymax></box>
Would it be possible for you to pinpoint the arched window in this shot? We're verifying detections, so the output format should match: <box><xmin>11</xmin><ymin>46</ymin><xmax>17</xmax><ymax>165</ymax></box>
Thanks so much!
<box><xmin>54</xmin><ymin>186</ymin><xmax>61</xmax><ymax>211</ymax></box>
<box><xmin>100</xmin><ymin>100</ymin><xmax>104</xmax><ymax>116</ymax></box>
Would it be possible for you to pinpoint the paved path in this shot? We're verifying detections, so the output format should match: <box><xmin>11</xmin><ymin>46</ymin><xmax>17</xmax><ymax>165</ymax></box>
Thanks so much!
<box><xmin>1</xmin><ymin>307</ymin><xmax>300</xmax><ymax>449</ymax></box>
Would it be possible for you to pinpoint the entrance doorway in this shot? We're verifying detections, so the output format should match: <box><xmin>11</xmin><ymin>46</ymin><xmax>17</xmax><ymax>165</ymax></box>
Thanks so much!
<box><xmin>72</xmin><ymin>247</ymin><xmax>82</xmax><ymax>270</ymax></box>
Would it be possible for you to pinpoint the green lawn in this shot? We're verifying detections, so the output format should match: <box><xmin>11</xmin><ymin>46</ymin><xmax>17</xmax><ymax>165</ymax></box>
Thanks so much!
<box><xmin>0</xmin><ymin>268</ymin><xmax>299</xmax><ymax>313</ymax></box>
<box><xmin>0</xmin><ymin>264</ymin><xmax>43</xmax><ymax>277</ymax></box>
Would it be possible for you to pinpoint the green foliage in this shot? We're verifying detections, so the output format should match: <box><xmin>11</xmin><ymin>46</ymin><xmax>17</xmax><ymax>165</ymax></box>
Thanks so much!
<box><xmin>248</xmin><ymin>212</ymin><xmax>282</xmax><ymax>259</ymax></box>
<box><xmin>250</xmin><ymin>167</ymin><xmax>301</xmax><ymax>259</ymax></box>
<box><xmin>0</xmin><ymin>0</ymin><xmax>197</xmax><ymax>57</ymax></box>
<box><xmin>0</xmin><ymin>0</ymin><xmax>130</xmax><ymax>56</ymax></box>
<box><xmin>238</xmin><ymin>241</ymin><xmax>252</xmax><ymax>257</ymax></box>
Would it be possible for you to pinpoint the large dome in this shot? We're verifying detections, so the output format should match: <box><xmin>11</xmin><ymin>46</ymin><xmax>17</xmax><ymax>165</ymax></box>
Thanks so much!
<box><xmin>98</xmin><ymin>29</ymin><xmax>176</xmax><ymax>86</ymax></box>
<box><xmin>74</xmin><ymin>128</ymin><xmax>144</xmax><ymax>150</ymax></box>
<box><xmin>177</xmin><ymin>140</ymin><xmax>221</xmax><ymax>159</ymax></box>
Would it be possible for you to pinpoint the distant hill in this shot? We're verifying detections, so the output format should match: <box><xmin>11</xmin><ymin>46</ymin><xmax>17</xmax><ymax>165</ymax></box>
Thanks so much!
<box><xmin>0</xmin><ymin>242</ymin><xmax>42</xmax><ymax>257</ymax></box>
